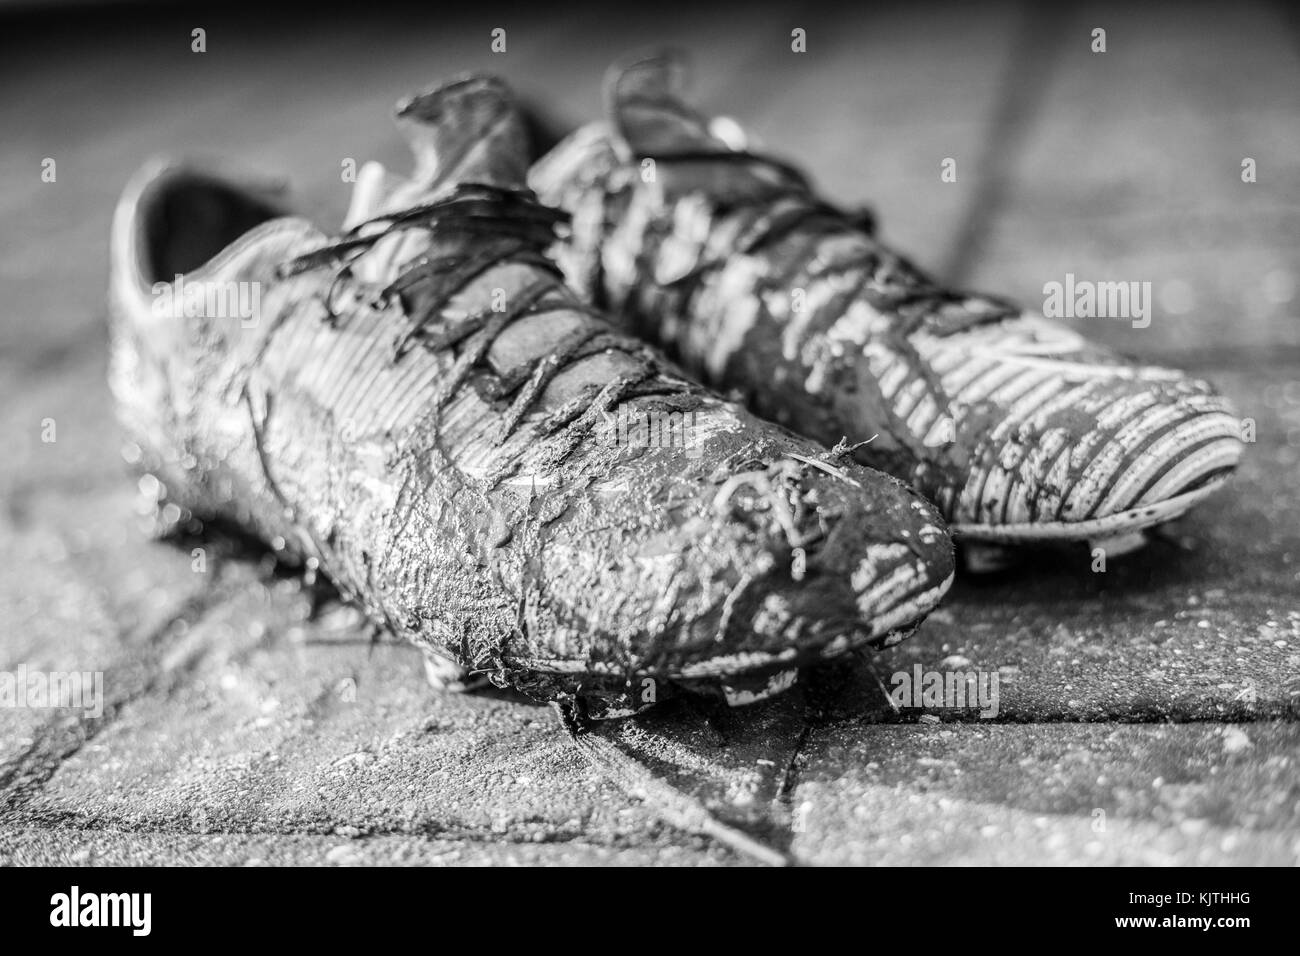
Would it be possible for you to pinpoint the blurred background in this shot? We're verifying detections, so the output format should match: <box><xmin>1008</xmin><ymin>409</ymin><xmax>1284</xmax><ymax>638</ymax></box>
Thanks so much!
<box><xmin>4</xmin><ymin>0</ymin><xmax>1298</xmax><ymax>365</ymax></box>
<box><xmin>1</xmin><ymin>0</ymin><xmax>1297</xmax><ymax>866</ymax></box>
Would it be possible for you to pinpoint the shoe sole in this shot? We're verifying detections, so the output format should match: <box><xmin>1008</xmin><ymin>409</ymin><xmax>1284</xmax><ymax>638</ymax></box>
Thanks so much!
<box><xmin>426</xmin><ymin>570</ymin><xmax>955</xmax><ymax>713</ymax></box>
<box><xmin>950</xmin><ymin>474</ymin><xmax>1230</xmax><ymax>544</ymax></box>
<box><xmin>506</xmin><ymin>569</ymin><xmax>954</xmax><ymax>679</ymax></box>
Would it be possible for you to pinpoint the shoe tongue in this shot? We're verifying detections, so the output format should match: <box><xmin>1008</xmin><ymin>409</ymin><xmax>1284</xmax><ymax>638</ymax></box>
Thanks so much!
<box><xmin>345</xmin><ymin>75</ymin><xmax>532</xmax><ymax>277</ymax></box>
<box><xmin>603</xmin><ymin>51</ymin><xmax>728</xmax><ymax>157</ymax></box>
<box><xmin>343</xmin><ymin>159</ymin><xmax>400</xmax><ymax>230</ymax></box>
<box><xmin>387</xmin><ymin>74</ymin><xmax>530</xmax><ymax>209</ymax></box>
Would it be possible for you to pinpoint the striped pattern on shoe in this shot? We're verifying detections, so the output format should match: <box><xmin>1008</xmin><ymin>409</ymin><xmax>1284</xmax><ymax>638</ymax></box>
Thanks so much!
<box><xmin>528</xmin><ymin>52</ymin><xmax>1244</xmax><ymax>545</ymax></box>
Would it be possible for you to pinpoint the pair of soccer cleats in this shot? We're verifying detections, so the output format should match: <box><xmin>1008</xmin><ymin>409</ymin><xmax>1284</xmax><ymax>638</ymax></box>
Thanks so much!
<box><xmin>108</xmin><ymin>55</ymin><xmax>1243</xmax><ymax>718</ymax></box>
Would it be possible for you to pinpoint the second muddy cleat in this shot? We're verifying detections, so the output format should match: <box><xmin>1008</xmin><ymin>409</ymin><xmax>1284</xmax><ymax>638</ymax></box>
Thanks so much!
<box><xmin>530</xmin><ymin>52</ymin><xmax>1246</xmax><ymax>549</ymax></box>
<box><xmin>107</xmin><ymin>75</ymin><xmax>955</xmax><ymax>719</ymax></box>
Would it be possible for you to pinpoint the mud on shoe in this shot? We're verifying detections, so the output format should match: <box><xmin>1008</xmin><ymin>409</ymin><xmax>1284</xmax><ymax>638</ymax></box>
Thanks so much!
<box><xmin>107</xmin><ymin>74</ymin><xmax>955</xmax><ymax>718</ymax></box>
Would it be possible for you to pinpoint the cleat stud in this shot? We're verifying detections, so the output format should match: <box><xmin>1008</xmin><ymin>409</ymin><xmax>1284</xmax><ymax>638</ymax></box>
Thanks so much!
<box><xmin>421</xmin><ymin>651</ymin><xmax>474</xmax><ymax>693</ymax></box>
<box><xmin>1088</xmin><ymin>530</ymin><xmax>1148</xmax><ymax>557</ymax></box>
<box><xmin>721</xmin><ymin>668</ymin><xmax>798</xmax><ymax>708</ymax></box>
<box><xmin>959</xmin><ymin>542</ymin><xmax>1020</xmax><ymax>574</ymax></box>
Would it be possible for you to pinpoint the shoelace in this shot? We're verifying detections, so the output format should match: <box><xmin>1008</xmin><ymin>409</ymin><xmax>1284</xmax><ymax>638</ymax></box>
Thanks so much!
<box><xmin>552</xmin><ymin>702</ymin><xmax>791</xmax><ymax>866</ymax></box>
<box><xmin>633</xmin><ymin>148</ymin><xmax>1019</xmax><ymax>337</ymax></box>
<box><xmin>279</xmin><ymin>183</ymin><xmax>683</xmax><ymax>479</ymax></box>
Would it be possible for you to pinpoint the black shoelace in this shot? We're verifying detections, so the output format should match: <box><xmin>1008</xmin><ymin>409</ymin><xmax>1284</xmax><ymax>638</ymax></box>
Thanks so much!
<box><xmin>279</xmin><ymin>183</ymin><xmax>681</xmax><ymax>477</ymax></box>
<box><xmin>553</xmin><ymin>702</ymin><xmax>791</xmax><ymax>866</ymax></box>
<box><xmin>637</xmin><ymin>148</ymin><xmax>1019</xmax><ymax>336</ymax></box>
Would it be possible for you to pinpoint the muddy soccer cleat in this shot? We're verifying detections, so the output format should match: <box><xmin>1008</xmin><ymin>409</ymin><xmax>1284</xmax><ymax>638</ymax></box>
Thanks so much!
<box><xmin>529</xmin><ymin>53</ymin><xmax>1246</xmax><ymax>554</ymax></box>
<box><xmin>107</xmin><ymin>75</ymin><xmax>955</xmax><ymax>719</ymax></box>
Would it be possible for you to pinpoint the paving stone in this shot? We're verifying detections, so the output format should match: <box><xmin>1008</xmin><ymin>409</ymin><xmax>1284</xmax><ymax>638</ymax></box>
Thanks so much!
<box><xmin>0</xmin><ymin>349</ymin><xmax>230</xmax><ymax>765</ymax></box>
<box><xmin>6</xmin><ymin>566</ymin><xmax>758</xmax><ymax>863</ymax></box>
<box><xmin>0</xmin><ymin>826</ymin><xmax>722</xmax><ymax>867</ymax></box>
<box><xmin>789</xmin><ymin>722</ymin><xmax>1300</xmax><ymax>865</ymax></box>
